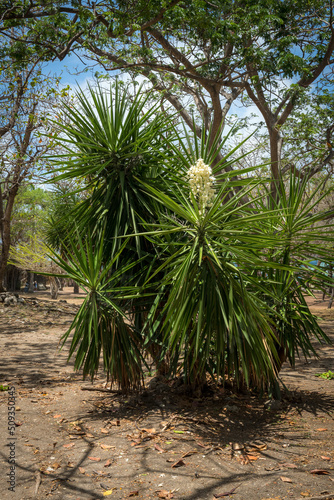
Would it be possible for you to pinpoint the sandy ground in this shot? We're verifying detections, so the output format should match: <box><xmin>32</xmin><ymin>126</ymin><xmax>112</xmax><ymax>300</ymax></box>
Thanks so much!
<box><xmin>0</xmin><ymin>291</ymin><xmax>333</xmax><ymax>500</ymax></box>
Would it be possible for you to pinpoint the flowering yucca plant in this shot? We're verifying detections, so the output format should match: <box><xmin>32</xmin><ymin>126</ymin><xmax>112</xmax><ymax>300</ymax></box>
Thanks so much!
<box><xmin>47</xmin><ymin>81</ymin><xmax>333</xmax><ymax>396</ymax></box>
<box><xmin>135</xmin><ymin>123</ymin><xmax>284</xmax><ymax>390</ymax></box>
<box><xmin>187</xmin><ymin>158</ymin><xmax>216</xmax><ymax>213</ymax></box>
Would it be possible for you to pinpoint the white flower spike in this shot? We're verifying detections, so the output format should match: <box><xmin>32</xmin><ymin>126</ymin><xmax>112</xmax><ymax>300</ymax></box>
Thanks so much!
<box><xmin>187</xmin><ymin>158</ymin><xmax>215</xmax><ymax>214</ymax></box>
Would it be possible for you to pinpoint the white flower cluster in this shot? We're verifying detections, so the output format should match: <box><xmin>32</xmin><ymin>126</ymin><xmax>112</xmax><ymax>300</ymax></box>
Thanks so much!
<box><xmin>187</xmin><ymin>158</ymin><xmax>215</xmax><ymax>213</ymax></box>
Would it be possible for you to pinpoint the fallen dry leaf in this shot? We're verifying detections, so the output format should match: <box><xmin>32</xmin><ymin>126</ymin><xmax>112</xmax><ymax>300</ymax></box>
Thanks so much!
<box><xmin>101</xmin><ymin>429</ymin><xmax>109</xmax><ymax>434</ymax></box>
<box><xmin>321</xmin><ymin>456</ymin><xmax>331</xmax><ymax>461</ymax></box>
<box><xmin>316</xmin><ymin>428</ymin><xmax>328</xmax><ymax>432</ymax></box>
<box><xmin>171</xmin><ymin>459</ymin><xmax>186</xmax><ymax>468</ymax></box>
<box><xmin>104</xmin><ymin>459</ymin><xmax>113</xmax><ymax>467</ymax></box>
<box><xmin>250</xmin><ymin>442</ymin><xmax>267</xmax><ymax>451</ymax></box>
<box><xmin>129</xmin><ymin>491</ymin><xmax>139</xmax><ymax>497</ymax></box>
<box><xmin>53</xmin><ymin>414</ymin><xmax>61</xmax><ymax>418</ymax></box>
<box><xmin>309</xmin><ymin>469</ymin><xmax>330</xmax><ymax>475</ymax></box>
<box><xmin>63</xmin><ymin>443</ymin><xmax>75</xmax><ymax>449</ymax></box>
<box><xmin>88</xmin><ymin>456</ymin><xmax>101</xmax><ymax>462</ymax></box>
<box><xmin>101</xmin><ymin>444</ymin><xmax>115</xmax><ymax>450</ymax></box>
<box><xmin>103</xmin><ymin>489</ymin><xmax>116</xmax><ymax>497</ymax></box>
<box><xmin>213</xmin><ymin>484</ymin><xmax>241</xmax><ymax>497</ymax></box>
<box><xmin>280</xmin><ymin>476</ymin><xmax>293</xmax><ymax>483</ymax></box>
<box><xmin>154</xmin><ymin>443</ymin><xmax>165</xmax><ymax>453</ymax></box>
<box><xmin>196</xmin><ymin>441</ymin><xmax>210</xmax><ymax>448</ymax></box>
<box><xmin>281</xmin><ymin>463</ymin><xmax>298</xmax><ymax>469</ymax></box>
<box><xmin>232</xmin><ymin>442</ymin><xmax>245</xmax><ymax>451</ymax></box>
<box><xmin>181</xmin><ymin>450</ymin><xmax>198</xmax><ymax>458</ymax></box>
<box><xmin>155</xmin><ymin>490</ymin><xmax>173</xmax><ymax>499</ymax></box>
<box><xmin>246</xmin><ymin>454</ymin><xmax>259</xmax><ymax>461</ymax></box>
<box><xmin>79</xmin><ymin>467</ymin><xmax>86</xmax><ymax>474</ymax></box>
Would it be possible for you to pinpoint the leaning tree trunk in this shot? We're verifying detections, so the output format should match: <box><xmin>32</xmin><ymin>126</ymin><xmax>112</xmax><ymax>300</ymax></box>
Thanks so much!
<box><xmin>50</xmin><ymin>277</ymin><xmax>59</xmax><ymax>299</ymax></box>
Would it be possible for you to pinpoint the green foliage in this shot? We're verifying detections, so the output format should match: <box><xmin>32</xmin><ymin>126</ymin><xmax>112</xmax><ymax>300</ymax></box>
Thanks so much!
<box><xmin>249</xmin><ymin>173</ymin><xmax>334</xmax><ymax>375</ymax></box>
<box><xmin>48</xmin><ymin>228</ymin><xmax>146</xmax><ymax>390</ymax></box>
<box><xmin>315</xmin><ymin>371</ymin><xmax>334</xmax><ymax>380</ymax></box>
<box><xmin>10</xmin><ymin>185</ymin><xmax>52</xmax><ymax>246</ymax></box>
<box><xmin>47</xmin><ymin>82</ymin><xmax>333</xmax><ymax>394</ymax></box>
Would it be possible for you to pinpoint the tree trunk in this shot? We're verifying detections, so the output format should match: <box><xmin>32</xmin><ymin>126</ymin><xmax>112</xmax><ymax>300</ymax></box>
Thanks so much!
<box><xmin>269</xmin><ymin>128</ymin><xmax>283</xmax><ymax>204</ymax></box>
<box><xmin>29</xmin><ymin>272</ymin><xmax>34</xmax><ymax>292</ymax></box>
<box><xmin>73</xmin><ymin>281</ymin><xmax>79</xmax><ymax>294</ymax></box>
<box><xmin>50</xmin><ymin>277</ymin><xmax>58</xmax><ymax>299</ymax></box>
<box><xmin>0</xmin><ymin>185</ymin><xmax>19</xmax><ymax>291</ymax></box>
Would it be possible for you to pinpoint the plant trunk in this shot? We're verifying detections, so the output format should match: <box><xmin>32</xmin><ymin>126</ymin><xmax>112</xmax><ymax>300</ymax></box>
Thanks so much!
<box><xmin>0</xmin><ymin>185</ymin><xmax>19</xmax><ymax>292</ymax></box>
<box><xmin>269</xmin><ymin>128</ymin><xmax>283</xmax><ymax>205</ymax></box>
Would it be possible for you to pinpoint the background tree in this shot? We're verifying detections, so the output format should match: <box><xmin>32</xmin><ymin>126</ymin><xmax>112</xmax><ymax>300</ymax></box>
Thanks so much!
<box><xmin>0</xmin><ymin>47</ymin><xmax>68</xmax><ymax>291</ymax></box>
<box><xmin>1</xmin><ymin>0</ymin><xmax>334</xmax><ymax>189</ymax></box>
<box><xmin>9</xmin><ymin>235</ymin><xmax>64</xmax><ymax>298</ymax></box>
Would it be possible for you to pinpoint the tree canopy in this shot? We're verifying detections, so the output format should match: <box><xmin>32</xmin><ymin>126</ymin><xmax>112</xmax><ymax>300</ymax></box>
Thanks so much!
<box><xmin>1</xmin><ymin>0</ymin><xmax>334</xmax><ymax>184</ymax></box>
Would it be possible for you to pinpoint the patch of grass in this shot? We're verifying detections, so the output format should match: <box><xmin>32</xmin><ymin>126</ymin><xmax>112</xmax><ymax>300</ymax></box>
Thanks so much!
<box><xmin>0</xmin><ymin>384</ymin><xmax>9</xmax><ymax>391</ymax></box>
<box><xmin>315</xmin><ymin>370</ymin><xmax>334</xmax><ymax>380</ymax></box>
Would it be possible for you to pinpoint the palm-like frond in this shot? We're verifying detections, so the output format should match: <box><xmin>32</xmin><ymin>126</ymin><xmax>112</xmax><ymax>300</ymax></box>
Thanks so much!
<box><xmin>47</xmin><ymin>229</ymin><xmax>146</xmax><ymax>391</ymax></box>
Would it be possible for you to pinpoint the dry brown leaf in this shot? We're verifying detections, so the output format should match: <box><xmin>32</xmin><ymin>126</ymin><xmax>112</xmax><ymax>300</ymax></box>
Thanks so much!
<box><xmin>53</xmin><ymin>414</ymin><xmax>61</xmax><ymax>418</ymax></box>
<box><xmin>281</xmin><ymin>463</ymin><xmax>298</xmax><ymax>469</ymax></box>
<box><xmin>260</xmin><ymin>498</ymin><xmax>282</xmax><ymax>500</ymax></box>
<box><xmin>131</xmin><ymin>441</ymin><xmax>141</xmax><ymax>447</ymax></box>
<box><xmin>79</xmin><ymin>467</ymin><xmax>86</xmax><ymax>474</ymax></box>
<box><xmin>104</xmin><ymin>459</ymin><xmax>113</xmax><ymax>467</ymax></box>
<box><xmin>213</xmin><ymin>484</ymin><xmax>241</xmax><ymax>497</ymax></box>
<box><xmin>280</xmin><ymin>476</ymin><xmax>293</xmax><ymax>483</ymax></box>
<box><xmin>129</xmin><ymin>491</ymin><xmax>139</xmax><ymax>497</ymax></box>
<box><xmin>196</xmin><ymin>441</ymin><xmax>209</xmax><ymax>448</ymax></box>
<box><xmin>155</xmin><ymin>490</ymin><xmax>173</xmax><ymax>499</ymax></box>
<box><xmin>321</xmin><ymin>456</ymin><xmax>331</xmax><ymax>461</ymax></box>
<box><xmin>300</xmin><ymin>493</ymin><xmax>310</xmax><ymax>497</ymax></box>
<box><xmin>171</xmin><ymin>459</ymin><xmax>186</xmax><ymax>468</ymax></box>
<box><xmin>154</xmin><ymin>443</ymin><xmax>165</xmax><ymax>453</ymax></box>
<box><xmin>246</xmin><ymin>454</ymin><xmax>259</xmax><ymax>461</ymax></box>
<box><xmin>181</xmin><ymin>450</ymin><xmax>198</xmax><ymax>458</ymax></box>
<box><xmin>250</xmin><ymin>443</ymin><xmax>267</xmax><ymax>451</ymax></box>
<box><xmin>88</xmin><ymin>456</ymin><xmax>101</xmax><ymax>462</ymax></box>
<box><xmin>101</xmin><ymin>444</ymin><xmax>115</xmax><ymax>450</ymax></box>
<box><xmin>100</xmin><ymin>429</ymin><xmax>109</xmax><ymax>434</ymax></box>
<box><xmin>316</xmin><ymin>428</ymin><xmax>328</xmax><ymax>432</ymax></box>
<box><xmin>142</xmin><ymin>428</ymin><xmax>156</xmax><ymax>434</ymax></box>
<box><xmin>309</xmin><ymin>469</ymin><xmax>329</xmax><ymax>475</ymax></box>
<box><xmin>63</xmin><ymin>443</ymin><xmax>75</xmax><ymax>448</ymax></box>
<box><xmin>232</xmin><ymin>442</ymin><xmax>244</xmax><ymax>451</ymax></box>
<box><xmin>86</xmin><ymin>433</ymin><xmax>94</xmax><ymax>438</ymax></box>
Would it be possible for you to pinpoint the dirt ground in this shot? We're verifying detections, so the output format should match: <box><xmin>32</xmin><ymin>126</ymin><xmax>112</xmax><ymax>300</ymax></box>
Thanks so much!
<box><xmin>0</xmin><ymin>288</ymin><xmax>333</xmax><ymax>500</ymax></box>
